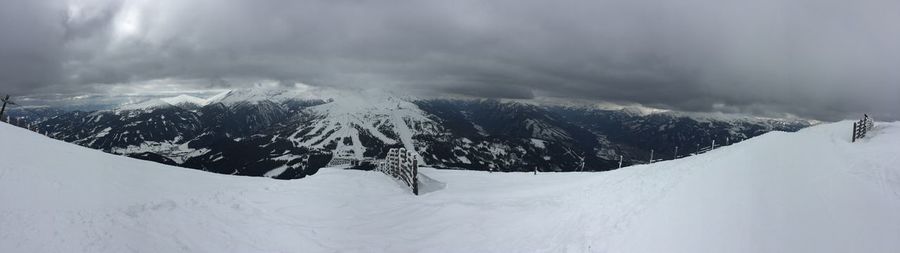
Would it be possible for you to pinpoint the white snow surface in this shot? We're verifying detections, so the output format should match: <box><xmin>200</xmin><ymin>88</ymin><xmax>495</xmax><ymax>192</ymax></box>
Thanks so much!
<box><xmin>160</xmin><ymin>94</ymin><xmax>210</xmax><ymax>107</ymax></box>
<box><xmin>115</xmin><ymin>87</ymin><xmax>319</xmax><ymax>111</ymax></box>
<box><xmin>203</xmin><ymin>90</ymin><xmax>231</xmax><ymax>104</ymax></box>
<box><xmin>2</xmin><ymin>121</ymin><xmax>900</xmax><ymax>253</ymax></box>
<box><xmin>115</xmin><ymin>99</ymin><xmax>173</xmax><ymax>111</ymax></box>
<box><xmin>115</xmin><ymin>92</ymin><xmax>223</xmax><ymax>111</ymax></box>
<box><xmin>214</xmin><ymin>86</ymin><xmax>328</xmax><ymax>105</ymax></box>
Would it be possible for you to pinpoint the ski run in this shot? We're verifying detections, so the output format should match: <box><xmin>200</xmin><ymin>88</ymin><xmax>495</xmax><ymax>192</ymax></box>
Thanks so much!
<box><xmin>2</xmin><ymin>120</ymin><xmax>899</xmax><ymax>253</ymax></box>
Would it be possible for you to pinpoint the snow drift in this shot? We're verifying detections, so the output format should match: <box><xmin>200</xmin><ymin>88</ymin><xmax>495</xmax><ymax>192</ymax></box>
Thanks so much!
<box><xmin>1</xmin><ymin>121</ymin><xmax>899</xmax><ymax>253</ymax></box>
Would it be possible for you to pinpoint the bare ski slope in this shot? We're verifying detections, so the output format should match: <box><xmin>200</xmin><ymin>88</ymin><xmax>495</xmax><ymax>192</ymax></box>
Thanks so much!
<box><xmin>1</xmin><ymin>121</ymin><xmax>898</xmax><ymax>253</ymax></box>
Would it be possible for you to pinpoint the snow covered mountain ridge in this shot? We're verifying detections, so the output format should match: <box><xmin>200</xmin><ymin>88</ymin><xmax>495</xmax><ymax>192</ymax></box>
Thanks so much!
<box><xmin>2</xmin><ymin>119</ymin><xmax>898</xmax><ymax>252</ymax></box>
<box><xmin>26</xmin><ymin>87</ymin><xmax>813</xmax><ymax>178</ymax></box>
<box><xmin>116</xmin><ymin>91</ymin><xmax>230</xmax><ymax>111</ymax></box>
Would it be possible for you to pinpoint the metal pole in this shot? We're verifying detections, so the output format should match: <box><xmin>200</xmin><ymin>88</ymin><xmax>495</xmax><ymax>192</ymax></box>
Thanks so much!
<box><xmin>0</xmin><ymin>101</ymin><xmax>6</xmax><ymax>119</ymax></box>
<box><xmin>580</xmin><ymin>156</ymin><xmax>585</xmax><ymax>172</ymax></box>
<box><xmin>649</xmin><ymin>149</ymin><xmax>654</xmax><ymax>163</ymax></box>
<box><xmin>0</xmin><ymin>94</ymin><xmax>11</xmax><ymax>119</ymax></box>
<box><xmin>674</xmin><ymin>146</ymin><xmax>678</xmax><ymax>159</ymax></box>
<box><xmin>618</xmin><ymin>155</ymin><xmax>623</xmax><ymax>169</ymax></box>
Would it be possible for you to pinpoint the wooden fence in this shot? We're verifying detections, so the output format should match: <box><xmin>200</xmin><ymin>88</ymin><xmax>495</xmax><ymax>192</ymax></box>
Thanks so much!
<box><xmin>376</xmin><ymin>148</ymin><xmax>419</xmax><ymax>195</ymax></box>
<box><xmin>852</xmin><ymin>114</ymin><xmax>874</xmax><ymax>142</ymax></box>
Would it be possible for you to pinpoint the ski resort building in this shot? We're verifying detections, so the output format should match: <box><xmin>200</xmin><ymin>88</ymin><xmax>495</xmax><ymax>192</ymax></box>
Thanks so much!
<box><xmin>327</xmin><ymin>156</ymin><xmax>375</xmax><ymax>167</ymax></box>
<box><xmin>326</xmin><ymin>156</ymin><xmax>357</xmax><ymax>167</ymax></box>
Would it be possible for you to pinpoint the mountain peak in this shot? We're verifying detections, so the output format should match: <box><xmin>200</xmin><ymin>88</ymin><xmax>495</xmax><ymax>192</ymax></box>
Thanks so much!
<box><xmin>212</xmin><ymin>86</ymin><xmax>331</xmax><ymax>105</ymax></box>
<box><xmin>160</xmin><ymin>94</ymin><xmax>210</xmax><ymax>107</ymax></box>
<box><xmin>115</xmin><ymin>99</ymin><xmax>174</xmax><ymax>111</ymax></box>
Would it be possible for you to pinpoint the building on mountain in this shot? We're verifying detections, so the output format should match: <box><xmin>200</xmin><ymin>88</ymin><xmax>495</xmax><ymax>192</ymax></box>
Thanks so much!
<box><xmin>326</xmin><ymin>156</ymin><xmax>353</xmax><ymax>167</ymax></box>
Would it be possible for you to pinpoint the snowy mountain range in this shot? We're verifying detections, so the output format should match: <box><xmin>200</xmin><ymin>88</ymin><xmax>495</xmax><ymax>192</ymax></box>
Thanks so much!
<box><xmin>25</xmin><ymin>87</ymin><xmax>812</xmax><ymax>178</ymax></box>
<box><xmin>2</xmin><ymin>115</ymin><xmax>897</xmax><ymax>253</ymax></box>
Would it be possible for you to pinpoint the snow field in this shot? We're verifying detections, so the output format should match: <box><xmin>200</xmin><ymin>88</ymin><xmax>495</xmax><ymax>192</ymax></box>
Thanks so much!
<box><xmin>1</xmin><ymin>121</ymin><xmax>899</xmax><ymax>252</ymax></box>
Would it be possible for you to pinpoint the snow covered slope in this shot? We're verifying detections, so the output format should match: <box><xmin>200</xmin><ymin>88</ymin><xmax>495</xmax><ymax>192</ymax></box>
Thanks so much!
<box><xmin>616</xmin><ymin>121</ymin><xmax>900</xmax><ymax>253</ymax></box>
<box><xmin>116</xmin><ymin>91</ymin><xmax>230</xmax><ymax>111</ymax></box>
<box><xmin>2</xmin><ymin>121</ymin><xmax>899</xmax><ymax>253</ymax></box>
<box><xmin>160</xmin><ymin>94</ymin><xmax>211</xmax><ymax>107</ymax></box>
<box><xmin>213</xmin><ymin>87</ymin><xmax>328</xmax><ymax>105</ymax></box>
<box><xmin>289</xmin><ymin>90</ymin><xmax>440</xmax><ymax>161</ymax></box>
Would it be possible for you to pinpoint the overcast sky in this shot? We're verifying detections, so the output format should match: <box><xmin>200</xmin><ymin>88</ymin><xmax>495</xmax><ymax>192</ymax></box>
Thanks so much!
<box><xmin>1</xmin><ymin>0</ymin><xmax>899</xmax><ymax>120</ymax></box>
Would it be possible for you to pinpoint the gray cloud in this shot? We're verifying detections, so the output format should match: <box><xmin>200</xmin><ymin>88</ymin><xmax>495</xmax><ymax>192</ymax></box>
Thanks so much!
<box><xmin>1</xmin><ymin>0</ymin><xmax>899</xmax><ymax>120</ymax></box>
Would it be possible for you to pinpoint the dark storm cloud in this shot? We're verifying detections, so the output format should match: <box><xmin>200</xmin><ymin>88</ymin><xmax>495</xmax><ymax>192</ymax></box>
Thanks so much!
<box><xmin>1</xmin><ymin>0</ymin><xmax>899</xmax><ymax>120</ymax></box>
<box><xmin>0</xmin><ymin>0</ymin><xmax>67</xmax><ymax>94</ymax></box>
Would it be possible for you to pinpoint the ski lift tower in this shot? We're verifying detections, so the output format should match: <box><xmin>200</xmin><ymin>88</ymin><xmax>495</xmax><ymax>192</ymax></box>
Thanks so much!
<box><xmin>0</xmin><ymin>94</ymin><xmax>16</xmax><ymax>120</ymax></box>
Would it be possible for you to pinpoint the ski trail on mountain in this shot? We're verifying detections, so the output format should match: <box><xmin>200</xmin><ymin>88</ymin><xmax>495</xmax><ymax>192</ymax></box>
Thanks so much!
<box><xmin>3</xmin><ymin>121</ymin><xmax>900</xmax><ymax>252</ymax></box>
